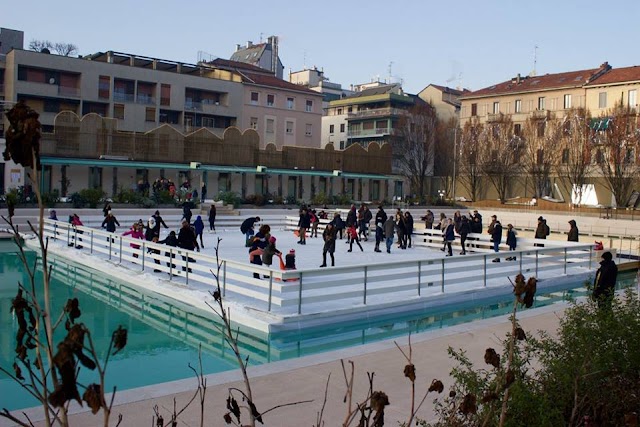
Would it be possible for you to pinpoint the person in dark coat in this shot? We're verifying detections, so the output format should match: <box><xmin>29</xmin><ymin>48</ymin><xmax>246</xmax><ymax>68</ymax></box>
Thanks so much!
<box><xmin>404</xmin><ymin>211</ymin><xmax>414</xmax><ymax>248</ymax></box>
<box><xmin>193</xmin><ymin>215</ymin><xmax>205</xmax><ymax>248</ymax></box>
<box><xmin>443</xmin><ymin>218</ymin><xmax>455</xmax><ymax>257</ymax></box>
<box><xmin>491</xmin><ymin>220</ymin><xmax>503</xmax><ymax>262</ymax></box>
<box><xmin>182</xmin><ymin>203</ymin><xmax>193</xmax><ymax>224</ymax></box>
<box><xmin>102</xmin><ymin>202</ymin><xmax>112</xmax><ymax>217</ymax></box>
<box><xmin>421</xmin><ymin>210</ymin><xmax>434</xmax><ymax>229</ymax></box>
<box><xmin>208</xmin><ymin>204</ymin><xmax>217</xmax><ymax>232</ymax></box>
<box><xmin>375</xmin><ymin>206</ymin><xmax>388</xmax><ymax>228</ymax></box>
<box><xmin>383</xmin><ymin>217</ymin><xmax>395</xmax><ymax>253</ymax></box>
<box><xmin>346</xmin><ymin>205</ymin><xmax>357</xmax><ymax>243</ymax></box>
<box><xmin>330</xmin><ymin>213</ymin><xmax>345</xmax><ymax>240</ymax></box>
<box><xmin>240</xmin><ymin>216</ymin><xmax>261</xmax><ymax>246</ymax></box>
<box><xmin>152</xmin><ymin>210</ymin><xmax>169</xmax><ymax>236</ymax></box>
<box><xmin>249</xmin><ymin>224</ymin><xmax>270</xmax><ymax>278</ymax></box>
<box><xmin>320</xmin><ymin>224</ymin><xmax>337</xmax><ymax>267</ymax></box>
<box><xmin>374</xmin><ymin>221</ymin><xmax>384</xmax><ymax>252</ymax></box>
<box><xmin>567</xmin><ymin>219</ymin><xmax>579</xmax><ymax>242</ymax></box>
<box><xmin>395</xmin><ymin>211</ymin><xmax>407</xmax><ymax>250</ymax></box>
<box><xmin>297</xmin><ymin>208</ymin><xmax>311</xmax><ymax>245</ymax></box>
<box><xmin>177</xmin><ymin>219</ymin><xmax>199</xmax><ymax>273</ymax></box>
<box><xmin>159</xmin><ymin>230</ymin><xmax>178</xmax><ymax>272</ymax></box>
<box><xmin>593</xmin><ymin>251</ymin><xmax>617</xmax><ymax>309</ymax></box>
<box><xmin>534</xmin><ymin>216</ymin><xmax>550</xmax><ymax>247</ymax></box>
<box><xmin>470</xmin><ymin>210</ymin><xmax>483</xmax><ymax>233</ymax></box>
<box><xmin>145</xmin><ymin>217</ymin><xmax>162</xmax><ymax>272</ymax></box>
<box><xmin>262</xmin><ymin>236</ymin><xmax>281</xmax><ymax>268</ymax></box>
<box><xmin>506</xmin><ymin>223</ymin><xmax>517</xmax><ymax>261</ymax></box>
<box><xmin>458</xmin><ymin>215</ymin><xmax>471</xmax><ymax>255</ymax></box>
<box><xmin>362</xmin><ymin>205</ymin><xmax>373</xmax><ymax>240</ymax></box>
<box><xmin>101</xmin><ymin>211</ymin><xmax>120</xmax><ymax>243</ymax></box>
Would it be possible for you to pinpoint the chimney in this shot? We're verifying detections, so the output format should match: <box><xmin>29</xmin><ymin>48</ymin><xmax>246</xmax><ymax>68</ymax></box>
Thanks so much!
<box><xmin>235</xmin><ymin>44</ymin><xmax>241</xmax><ymax>52</ymax></box>
<box><xmin>246</xmin><ymin>41</ymin><xmax>253</xmax><ymax>48</ymax></box>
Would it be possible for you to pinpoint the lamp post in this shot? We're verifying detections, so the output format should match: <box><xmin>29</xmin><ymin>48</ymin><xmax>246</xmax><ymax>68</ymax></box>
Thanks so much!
<box><xmin>438</xmin><ymin>189</ymin><xmax>445</xmax><ymax>204</ymax></box>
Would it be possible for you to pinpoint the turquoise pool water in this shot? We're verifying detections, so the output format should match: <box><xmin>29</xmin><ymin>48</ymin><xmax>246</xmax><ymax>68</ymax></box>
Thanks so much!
<box><xmin>1</xmin><ymin>240</ymin><xmax>635</xmax><ymax>411</ymax></box>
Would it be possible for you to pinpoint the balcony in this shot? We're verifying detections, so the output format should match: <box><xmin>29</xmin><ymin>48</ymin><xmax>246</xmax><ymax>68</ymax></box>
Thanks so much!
<box><xmin>113</xmin><ymin>92</ymin><xmax>135</xmax><ymax>103</ymax></box>
<box><xmin>347</xmin><ymin>128</ymin><xmax>393</xmax><ymax>138</ymax></box>
<box><xmin>58</xmin><ymin>86</ymin><xmax>80</xmax><ymax>97</ymax></box>
<box><xmin>347</xmin><ymin>107</ymin><xmax>407</xmax><ymax>120</ymax></box>
<box><xmin>531</xmin><ymin>109</ymin><xmax>549</xmax><ymax>120</ymax></box>
<box><xmin>136</xmin><ymin>94</ymin><xmax>156</xmax><ymax>105</ymax></box>
<box><xmin>486</xmin><ymin>113</ymin><xmax>503</xmax><ymax>122</ymax></box>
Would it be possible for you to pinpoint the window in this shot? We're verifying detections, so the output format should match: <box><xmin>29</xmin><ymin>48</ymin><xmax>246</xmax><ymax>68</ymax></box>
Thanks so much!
<box><xmin>305</xmin><ymin>124</ymin><xmax>312</xmax><ymax>136</ymax></box>
<box><xmin>145</xmin><ymin>107</ymin><xmax>156</xmax><ymax>122</ymax></box>
<box><xmin>43</xmin><ymin>99</ymin><xmax>60</xmax><ymax>113</ymax></box>
<box><xmin>286</xmin><ymin>121</ymin><xmax>294</xmax><ymax>134</ymax></box>
<box><xmin>595</xmin><ymin>149</ymin><xmax>604</xmax><ymax>164</ymax></box>
<box><xmin>493</xmin><ymin>102</ymin><xmax>499</xmax><ymax>114</ymax></box>
<box><xmin>329</xmin><ymin>124</ymin><xmax>335</xmax><ymax>134</ymax></box>
<box><xmin>471</xmin><ymin>103</ymin><xmax>478</xmax><ymax>116</ymax></box>
<box><xmin>287</xmin><ymin>97</ymin><xmax>294</xmax><ymax>110</ymax></box>
<box><xmin>538</xmin><ymin>97</ymin><xmax>546</xmax><ymax>110</ymax></box>
<box><xmin>305</xmin><ymin>100</ymin><xmax>313</xmax><ymax>112</ymax></box>
<box><xmin>250</xmin><ymin>117</ymin><xmax>258</xmax><ymax>130</ymax></box>
<box><xmin>113</xmin><ymin>104</ymin><xmax>124</xmax><ymax>119</ymax></box>
<box><xmin>629</xmin><ymin>90</ymin><xmax>637</xmax><ymax>108</ymax></box>
<box><xmin>160</xmin><ymin>84</ymin><xmax>171</xmax><ymax>106</ymax></box>
<box><xmin>598</xmin><ymin>92</ymin><xmax>607</xmax><ymax>109</ymax></box>
<box><xmin>514</xmin><ymin>124</ymin><xmax>522</xmax><ymax>136</ymax></box>
<box><xmin>563</xmin><ymin>94</ymin><xmax>572</xmax><ymax>109</ymax></box>
<box><xmin>202</xmin><ymin>117</ymin><xmax>214</xmax><ymax>128</ymax></box>
<box><xmin>98</xmin><ymin>76</ymin><xmax>110</xmax><ymax>99</ymax></box>
<box><xmin>562</xmin><ymin>148</ymin><xmax>570</xmax><ymax>164</ymax></box>
<box><xmin>537</xmin><ymin>121</ymin><xmax>545</xmax><ymax>137</ymax></box>
<box><xmin>515</xmin><ymin>99</ymin><xmax>522</xmax><ymax>113</ymax></box>
<box><xmin>266</xmin><ymin>118</ymin><xmax>274</xmax><ymax>133</ymax></box>
<box><xmin>347</xmin><ymin>107</ymin><xmax>353</xmax><ymax>113</ymax></box>
<box><xmin>267</xmin><ymin>94</ymin><xmax>275</xmax><ymax>107</ymax></box>
<box><xmin>250</xmin><ymin>92</ymin><xmax>259</xmax><ymax>105</ymax></box>
<box><xmin>340</xmin><ymin>123</ymin><xmax>345</xmax><ymax>133</ymax></box>
<box><xmin>337</xmin><ymin>108</ymin><xmax>343</xmax><ymax>115</ymax></box>
<box><xmin>339</xmin><ymin>141</ymin><xmax>345</xmax><ymax>150</ymax></box>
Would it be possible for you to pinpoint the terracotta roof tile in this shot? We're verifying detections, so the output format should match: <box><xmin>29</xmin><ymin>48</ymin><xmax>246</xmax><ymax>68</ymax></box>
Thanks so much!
<box><xmin>207</xmin><ymin>58</ymin><xmax>269</xmax><ymax>74</ymax></box>
<box><xmin>586</xmin><ymin>66</ymin><xmax>640</xmax><ymax>86</ymax></box>
<box><xmin>242</xmin><ymin>72</ymin><xmax>321</xmax><ymax>95</ymax></box>
<box><xmin>462</xmin><ymin>65</ymin><xmax>607</xmax><ymax>99</ymax></box>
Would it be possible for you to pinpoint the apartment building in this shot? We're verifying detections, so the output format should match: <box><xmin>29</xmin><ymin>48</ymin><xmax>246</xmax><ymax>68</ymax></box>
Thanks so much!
<box><xmin>230</xmin><ymin>36</ymin><xmax>284</xmax><ymax>79</ymax></box>
<box><xmin>289</xmin><ymin>67</ymin><xmax>354</xmax><ymax>111</ymax></box>
<box><xmin>418</xmin><ymin>84</ymin><xmax>467</xmax><ymax>123</ymax></box>
<box><xmin>584</xmin><ymin>66</ymin><xmax>640</xmax><ymax>116</ymax></box>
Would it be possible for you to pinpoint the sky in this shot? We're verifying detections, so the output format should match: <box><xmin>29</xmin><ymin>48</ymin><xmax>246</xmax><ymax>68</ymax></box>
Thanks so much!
<box><xmin>3</xmin><ymin>0</ymin><xmax>639</xmax><ymax>94</ymax></box>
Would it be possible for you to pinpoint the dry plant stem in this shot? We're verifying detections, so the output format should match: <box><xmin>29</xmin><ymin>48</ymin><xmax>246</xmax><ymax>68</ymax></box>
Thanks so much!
<box><xmin>395</xmin><ymin>335</ymin><xmax>417</xmax><ymax>426</ymax></box>
<box><xmin>497</xmin><ymin>297</ymin><xmax>519</xmax><ymax>427</ymax></box>
<box><xmin>84</xmin><ymin>330</ymin><xmax>115</xmax><ymax>426</ymax></box>
<box><xmin>341</xmin><ymin>360</ymin><xmax>355</xmax><ymax>426</ymax></box>
<box><xmin>315</xmin><ymin>373</ymin><xmax>331</xmax><ymax>427</ymax></box>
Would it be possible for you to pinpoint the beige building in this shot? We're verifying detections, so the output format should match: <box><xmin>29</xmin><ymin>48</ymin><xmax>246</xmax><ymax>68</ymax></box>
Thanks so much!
<box><xmin>418</xmin><ymin>84</ymin><xmax>467</xmax><ymax>123</ymax></box>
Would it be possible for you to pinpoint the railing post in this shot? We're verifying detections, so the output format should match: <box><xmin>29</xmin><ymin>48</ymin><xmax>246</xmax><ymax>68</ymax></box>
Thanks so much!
<box><xmin>268</xmin><ymin>273</ymin><xmax>273</xmax><ymax>312</ymax></box>
<box><xmin>53</xmin><ymin>223</ymin><xmax>57</xmax><ymax>240</ymax></box>
<box><xmin>109</xmin><ymin>236</ymin><xmax>112</xmax><ymax>260</ymax></box>
<box><xmin>90</xmin><ymin>230</ymin><xmax>94</xmax><ymax>254</ymax></box>
<box><xmin>66</xmin><ymin>224</ymin><xmax>71</xmax><ymax>246</ymax></box>
<box><xmin>363</xmin><ymin>266</ymin><xmax>368</xmax><ymax>305</ymax></box>
<box><xmin>142</xmin><ymin>242</ymin><xmax>146</xmax><ymax>271</ymax></box>
<box><xmin>519</xmin><ymin>252</ymin><xmax>522</xmax><ymax>271</ymax></box>
<box><xmin>564</xmin><ymin>248</ymin><xmax>567</xmax><ymax>275</ymax></box>
<box><xmin>169</xmin><ymin>248</ymin><xmax>174</xmax><ymax>280</ymax></box>
<box><xmin>185</xmin><ymin>251</ymin><xmax>189</xmax><ymax>285</ymax></box>
<box><xmin>589</xmin><ymin>246</ymin><xmax>592</xmax><ymax>270</ymax></box>
<box><xmin>297</xmin><ymin>272</ymin><xmax>303</xmax><ymax>315</ymax></box>
<box><xmin>417</xmin><ymin>261</ymin><xmax>422</xmax><ymax>296</ymax></box>
<box><xmin>441</xmin><ymin>259</ymin><xmax>445</xmax><ymax>293</ymax></box>
<box><xmin>535</xmin><ymin>250</ymin><xmax>539</xmax><ymax>276</ymax></box>
<box><xmin>484</xmin><ymin>255</ymin><xmax>487</xmax><ymax>288</ymax></box>
<box><xmin>119</xmin><ymin>237</ymin><xmax>123</xmax><ymax>263</ymax></box>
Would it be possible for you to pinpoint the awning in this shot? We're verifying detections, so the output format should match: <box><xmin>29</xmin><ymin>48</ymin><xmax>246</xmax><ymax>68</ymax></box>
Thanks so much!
<box><xmin>590</xmin><ymin>117</ymin><xmax>611</xmax><ymax>131</ymax></box>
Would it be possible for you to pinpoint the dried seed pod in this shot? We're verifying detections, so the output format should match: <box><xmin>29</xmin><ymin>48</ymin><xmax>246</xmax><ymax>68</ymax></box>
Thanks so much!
<box><xmin>112</xmin><ymin>326</ymin><xmax>128</xmax><ymax>355</ymax></box>
<box><xmin>3</xmin><ymin>101</ymin><xmax>42</xmax><ymax>170</ymax></box>
<box><xmin>223</xmin><ymin>413</ymin><xmax>232</xmax><ymax>424</ymax></box>
<box><xmin>428</xmin><ymin>379</ymin><xmax>444</xmax><ymax>393</ymax></box>
<box><xmin>370</xmin><ymin>391</ymin><xmax>390</xmax><ymax>412</ymax></box>
<box><xmin>459</xmin><ymin>393</ymin><xmax>477</xmax><ymax>415</ymax></box>
<box><xmin>64</xmin><ymin>298</ymin><xmax>81</xmax><ymax>323</ymax></box>
<box><xmin>482</xmin><ymin>391</ymin><xmax>499</xmax><ymax>403</ymax></box>
<box><xmin>13</xmin><ymin>362</ymin><xmax>24</xmax><ymax>381</ymax></box>
<box><xmin>449</xmin><ymin>390</ymin><xmax>457</xmax><ymax>398</ymax></box>
<box><xmin>227</xmin><ymin>396</ymin><xmax>241</xmax><ymax>422</ymax></box>
<box><xmin>213</xmin><ymin>290</ymin><xmax>221</xmax><ymax>302</ymax></box>
<box><xmin>82</xmin><ymin>383</ymin><xmax>102</xmax><ymax>414</ymax></box>
<box><xmin>484</xmin><ymin>348</ymin><xmax>500</xmax><ymax>368</ymax></box>
<box><xmin>404</xmin><ymin>364</ymin><xmax>416</xmax><ymax>382</ymax></box>
<box><xmin>515</xmin><ymin>327</ymin><xmax>527</xmax><ymax>341</ymax></box>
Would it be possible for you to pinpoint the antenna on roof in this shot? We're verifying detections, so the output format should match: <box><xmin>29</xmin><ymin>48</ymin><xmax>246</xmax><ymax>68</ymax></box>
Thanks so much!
<box><xmin>259</xmin><ymin>32</ymin><xmax>264</xmax><ymax>43</ymax></box>
<box><xmin>531</xmin><ymin>45</ymin><xmax>539</xmax><ymax>77</ymax></box>
<box><xmin>388</xmin><ymin>61</ymin><xmax>393</xmax><ymax>84</ymax></box>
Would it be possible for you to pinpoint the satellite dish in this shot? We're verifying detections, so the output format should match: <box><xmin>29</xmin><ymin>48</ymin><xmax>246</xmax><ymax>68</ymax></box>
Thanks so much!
<box><xmin>49</xmin><ymin>77</ymin><xmax>56</xmax><ymax>84</ymax></box>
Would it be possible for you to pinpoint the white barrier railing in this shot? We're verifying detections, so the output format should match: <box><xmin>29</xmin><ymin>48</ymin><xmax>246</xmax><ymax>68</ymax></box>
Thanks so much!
<box><xmin>42</xmin><ymin>219</ymin><xmax>595</xmax><ymax>315</ymax></box>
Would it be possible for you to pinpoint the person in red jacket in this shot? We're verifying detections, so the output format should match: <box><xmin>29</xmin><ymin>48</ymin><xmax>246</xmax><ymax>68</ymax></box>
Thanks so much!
<box><xmin>346</xmin><ymin>224</ymin><xmax>363</xmax><ymax>252</ymax></box>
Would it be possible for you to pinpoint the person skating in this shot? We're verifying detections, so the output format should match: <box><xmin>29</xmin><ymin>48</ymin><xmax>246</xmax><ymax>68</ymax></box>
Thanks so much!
<box><xmin>101</xmin><ymin>211</ymin><xmax>120</xmax><ymax>244</ymax></box>
<box><xmin>70</xmin><ymin>213</ymin><xmax>84</xmax><ymax>248</ymax></box>
<box><xmin>158</xmin><ymin>230</ymin><xmax>178</xmax><ymax>273</ymax></box>
<box><xmin>152</xmin><ymin>210</ymin><xmax>169</xmax><ymax>236</ymax></box>
<box><xmin>297</xmin><ymin>208</ymin><xmax>311</xmax><ymax>245</ymax></box>
<box><xmin>145</xmin><ymin>216</ymin><xmax>162</xmax><ymax>272</ymax></box>
<box><xmin>421</xmin><ymin>210</ymin><xmax>434</xmax><ymax>229</ymax></box>
<box><xmin>362</xmin><ymin>205</ymin><xmax>373</xmax><ymax>240</ymax></box>
<box><xmin>330</xmin><ymin>213</ymin><xmax>345</xmax><ymax>240</ymax></box>
<box><xmin>470</xmin><ymin>210</ymin><xmax>483</xmax><ymax>233</ymax></box>
<box><xmin>320</xmin><ymin>224</ymin><xmax>337</xmax><ymax>267</ymax></box>
<box><xmin>193</xmin><ymin>215</ymin><xmax>205</xmax><ymax>248</ymax></box>
<box><xmin>458</xmin><ymin>215</ymin><xmax>471</xmax><ymax>255</ymax></box>
<box><xmin>182</xmin><ymin>203</ymin><xmax>193</xmax><ymax>224</ymax></box>
<box><xmin>240</xmin><ymin>216</ymin><xmax>261</xmax><ymax>247</ymax></box>
<box><xmin>284</xmin><ymin>249</ymin><xmax>296</xmax><ymax>270</ymax></box>
<box><xmin>122</xmin><ymin>222</ymin><xmax>145</xmax><ymax>258</ymax></box>
<box><xmin>374</xmin><ymin>221</ymin><xmax>384</xmax><ymax>252</ymax></box>
<box><xmin>491</xmin><ymin>220</ymin><xmax>503</xmax><ymax>262</ymax></box>
<box><xmin>310</xmin><ymin>209</ymin><xmax>319</xmax><ymax>238</ymax></box>
<box><xmin>568</xmin><ymin>219</ymin><xmax>579</xmax><ymax>242</ymax></box>
<box><xmin>346</xmin><ymin>224</ymin><xmax>364</xmax><ymax>252</ymax></box>
<box><xmin>395</xmin><ymin>211</ymin><xmax>407</xmax><ymax>249</ymax></box>
<box><xmin>404</xmin><ymin>211</ymin><xmax>414</xmax><ymax>248</ymax></box>
<box><xmin>262</xmin><ymin>236</ymin><xmax>281</xmax><ymax>269</ymax></box>
<box><xmin>534</xmin><ymin>216</ymin><xmax>550</xmax><ymax>247</ymax></box>
<box><xmin>345</xmin><ymin>204</ymin><xmax>357</xmax><ymax>244</ymax></box>
<box><xmin>506</xmin><ymin>223</ymin><xmax>517</xmax><ymax>261</ymax></box>
<box><xmin>375</xmin><ymin>206</ymin><xmax>387</xmax><ymax>229</ymax></box>
<box><xmin>443</xmin><ymin>218</ymin><xmax>455</xmax><ymax>257</ymax></box>
<box><xmin>208</xmin><ymin>204</ymin><xmax>217</xmax><ymax>232</ymax></box>
<box><xmin>249</xmin><ymin>224</ymin><xmax>270</xmax><ymax>279</ymax></box>
<box><xmin>178</xmin><ymin>219</ymin><xmax>199</xmax><ymax>273</ymax></box>
<box><xmin>383</xmin><ymin>217</ymin><xmax>395</xmax><ymax>253</ymax></box>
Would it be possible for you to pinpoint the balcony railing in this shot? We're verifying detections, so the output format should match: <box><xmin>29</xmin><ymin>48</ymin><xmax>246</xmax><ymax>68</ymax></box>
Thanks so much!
<box><xmin>136</xmin><ymin>94</ymin><xmax>156</xmax><ymax>105</ymax></box>
<box><xmin>58</xmin><ymin>86</ymin><xmax>80</xmax><ymax>97</ymax></box>
<box><xmin>348</xmin><ymin>128</ymin><xmax>393</xmax><ymax>138</ymax></box>
<box><xmin>531</xmin><ymin>109</ymin><xmax>549</xmax><ymax>120</ymax></box>
<box><xmin>347</xmin><ymin>107</ymin><xmax>407</xmax><ymax>119</ymax></box>
<box><xmin>113</xmin><ymin>92</ymin><xmax>135</xmax><ymax>102</ymax></box>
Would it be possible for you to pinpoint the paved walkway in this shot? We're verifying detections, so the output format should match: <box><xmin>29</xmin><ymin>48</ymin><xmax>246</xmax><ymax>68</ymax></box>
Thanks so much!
<box><xmin>21</xmin><ymin>302</ymin><xmax>567</xmax><ymax>426</ymax></box>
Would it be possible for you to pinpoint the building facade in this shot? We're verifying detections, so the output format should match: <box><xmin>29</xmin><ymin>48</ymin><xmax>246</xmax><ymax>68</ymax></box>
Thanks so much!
<box><xmin>418</xmin><ymin>84</ymin><xmax>466</xmax><ymax>123</ymax></box>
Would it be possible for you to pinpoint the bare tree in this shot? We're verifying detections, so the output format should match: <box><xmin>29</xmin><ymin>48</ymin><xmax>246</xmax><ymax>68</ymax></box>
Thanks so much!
<box><xmin>28</xmin><ymin>39</ymin><xmax>53</xmax><ymax>52</ymax></box>
<box><xmin>393</xmin><ymin>102</ymin><xmax>437</xmax><ymax>202</ymax></box>
<box><xmin>479</xmin><ymin>114</ymin><xmax>521</xmax><ymax>203</ymax></box>
<box><xmin>28</xmin><ymin>39</ymin><xmax>78</xmax><ymax>56</ymax></box>
<box><xmin>54</xmin><ymin>42</ymin><xmax>79</xmax><ymax>57</ymax></box>
<box><xmin>595</xmin><ymin>104</ymin><xmax>640</xmax><ymax>207</ymax></box>
<box><xmin>433</xmin><ymin>117</ymin><xmax>458</xmax><ymax>198</ymax></box>
<box><xmin>522</xmin><ymin>114</ymin><xmax>562</xmax><ymax>198</ymax></box>
<box><xmin>554</xmin><ymin>108</ymin><xmax>594</xmax><ymax>206</ymax></box>
<box><xmin>458</xmin><ymin>117</ymin><xmax>485</xmax><ymax>201</ymax></box>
